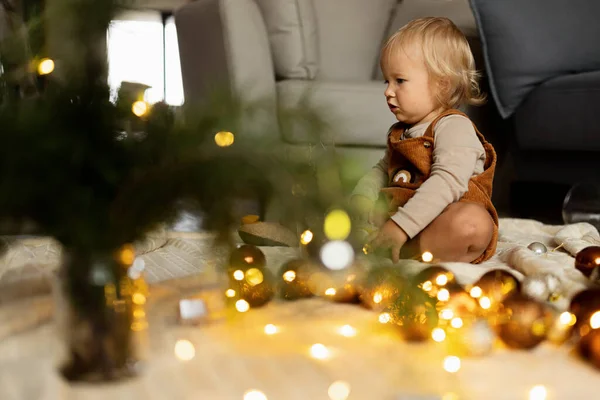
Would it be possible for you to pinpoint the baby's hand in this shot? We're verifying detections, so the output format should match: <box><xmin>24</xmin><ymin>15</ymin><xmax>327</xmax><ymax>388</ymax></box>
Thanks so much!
<box><xmin>369</xmin><ymin>219</ymin><xmax>409</xmax><ymax>263</ymax></box>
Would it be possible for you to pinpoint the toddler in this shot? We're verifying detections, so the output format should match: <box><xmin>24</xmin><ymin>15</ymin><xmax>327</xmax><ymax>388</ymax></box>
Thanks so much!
<box><xmin>351</xmin><ymin>17</ymin><xmax>498</xmax><ymax>264</ymax></box>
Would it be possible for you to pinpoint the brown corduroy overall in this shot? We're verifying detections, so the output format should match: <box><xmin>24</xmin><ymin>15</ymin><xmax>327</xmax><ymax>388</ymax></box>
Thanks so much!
<box><xmin>379</xmin><ymin>109</ymin><xmax>498</xmax><ymax>264</ymax></box>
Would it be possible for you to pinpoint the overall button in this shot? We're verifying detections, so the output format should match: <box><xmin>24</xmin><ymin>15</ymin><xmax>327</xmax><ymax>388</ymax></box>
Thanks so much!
<box><xmin>424</xmin><ymin>141</ymin><xmax>432</xmax><ymax>148</ymax></box>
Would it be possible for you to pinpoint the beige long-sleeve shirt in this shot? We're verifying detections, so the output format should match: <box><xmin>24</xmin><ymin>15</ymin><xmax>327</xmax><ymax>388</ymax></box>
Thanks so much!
<box><xmin>351</xmin><ymin>114</ymin><xmax>486</xmax><ymax>238</ymax></box>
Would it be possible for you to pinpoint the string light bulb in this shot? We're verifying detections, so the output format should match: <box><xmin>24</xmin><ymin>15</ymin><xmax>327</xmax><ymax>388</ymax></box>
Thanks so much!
<box><xmin>132</xmin><ymin>100</ymin><xmax>149</xmax><ymax>117</ymax></box>
<box><xmin>590</xmin><ymin>311</ymin><xmax>600</xmax><ymax>329</ymax></box>
<box><xmin>338</xmin><ymin>325</ymin><xmax>357</xmax><ymax>337</ymax></box>
<box><xmin>422</xmin><ymin>251</ymin><xmax>434</xmax><ymax>262</ymax></box>
<box><xmin>328</xmin><ymin>381</ymin><xmax>351</xmax><ymax>400</ymax></box>
<box><xmin>432</xmin><ymin>328</ymin><xmax>446</xmax><ymax>342</ymax></box>
<box><xmin>451</xmin><ymin>317</ymin><xmax>463</xmax><ymax>329</ymax></box>
<box><xmin>379</xmin><ymin>312</ymin><xmax>391</xmax><ymax>324</ymax></box>
<box><xmin>443</xmin><ymin>356</ymin><xmax>461</xmax><ymax>373</ymax></box>
<box><xmin>282</xmin><ymin>270</ymin><xmax>296</xmax><ymax>282</ymax></box>
<box><xmin>300</xmin><ymin>230</ymin><xmax>313</xmax><ymax>245</ymax></box>
<box><xmin>559</xmin><ymin>311</ymin><xmax>576</xmax><ymax>327</ymax></box>
<box><xmin>214</xmin><ymin>131</ymin><xmax>234</xmax><ymax>147</ymax></box>
<box><xmin>479</xmin><ymin>296</ymin><xmax>492</xmax><ymax>309</ymax></box>
<box><xmin>310</xmin><ymin>343</ymin><xmax>330</xmax><ymax>360</ymax></box>
<box><xmin>37</xmin><ymin>58</ymin><xmax>55</xmax><ymax>75</ymax></box>
<box><xmin>236</xmin><ymin>299</ymin><xmax>250</xmax><ymax>313</ymax></box>
<box><xmin>529</xmin><ymin>385</ymin><xmax>547</xmax><ymax>400</ymax></box>
<box><xmin>437</xmin><ymin>288</ymin><xmax>450</xmax><ymax>301</ymax></box>
<box><xmin>264</xmin><ymin>324</ymin><xmax>278</xmax><ymax>335</ymax></box>
<box><xmin>244</xmin><ymin>389</ymin><xmax>268</xmax><ymax>400</ymax></box>
<box><xmin>440</xmin><ymin>309</ymin><xmax>454</xmax><ymax>320</ymax></box>
<box><xmin>469</xmin><ymin>286</ymin><xmax>483</xmax><ymax>298</ymax></box>
<box><xmin>233</xmin><ymin>270</ymin><xmax>245</xmax><ymax>281</ymax></box>
<box><xmin>225</xmin><ymin>289</ymin><xmax>236</xmax><ymax>298</ymax></box>
<box><xmin>325</xmin><ymin>288</ymin><xmax>337</xmax><ymax>296</ymax></box>
<box><xmin>436</xmin><ymin>274</ymin><xmax>448</xmax><ymax>286</ymax></box>
<box><xmin>174</xmin><ymin>339</ymin><xmax>195</xmax><ymax>361</ymax></box>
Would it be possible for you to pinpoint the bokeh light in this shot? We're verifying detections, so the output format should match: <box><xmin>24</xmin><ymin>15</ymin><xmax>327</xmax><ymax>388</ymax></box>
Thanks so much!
<box><xmin>324</xmin><ymin>209</ymin><xmax>351</xmax><ymax>240</ymax></box>
<box><xmin>214</xmin><ymin>131</ymin><xmax>235</xmax><ymax>147</ymax></box>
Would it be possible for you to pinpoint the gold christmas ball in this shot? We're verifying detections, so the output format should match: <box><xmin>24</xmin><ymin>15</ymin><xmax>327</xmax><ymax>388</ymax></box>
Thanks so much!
<box><xmin>577</xmin><ymin>328</ymin><xmax>600</xmax><ymax>369</ymax></box>
<box><xmin>309</xmin><ymin>262</ymin><xmax>367</xmax><ymax>303</ymax></box>
<box><xmin>411</xmin><ymin>266</ymin><xmax>456</xmax><ymax>298</ymax></box>
<box><xmin>575</xmin><ymin>246</ymin><xmax>600</xmax><ymax>278</ymax></box>
<box><xmin>496</xmin><ymin>294</ymin><xmax>552</xmax><ymax>349</ymax></box>
<box><xmin>228</xmin><ymin>244</ymin><xmax>266</xmax><ymax>271</ymax></box>
<box><xmin>228</xmin><ymin>267</ymin><xmax>275</xmax><ymax>308</ymax></box>
<box><xmin>438</xmin><ymin>285</ymin><xmax>478</xmax><ymax>325</ymax></box>
<box><xmin>387</xmin><ymin>286</ymin><xmax>439</xmax><ymax>342</ymax></box>
<box><xmin>358</xmin><ymin>265</ymin><xmax>407</xmax><ymax>311</ymax></box>
<box><xmin>278</xmin><ymin>259</ymin><xmax>316</xmax><ymax>301</ymax></box>
<box><xmin>569</xmin><ymin>288</ymin><xmax>600</xmax><ymax>336</ymax></box>
<box><xmin>473</xmin><ymin>269</ymin><xmax>520</xmax><ymax>305</ymax></box>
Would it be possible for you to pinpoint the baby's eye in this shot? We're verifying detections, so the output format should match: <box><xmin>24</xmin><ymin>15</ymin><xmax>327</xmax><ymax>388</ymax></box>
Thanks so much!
<box><xmin>396</xmin><ymin>78</ymin><xmax>405</xmax><ymax>84</ymax></box>
<box><xmin>383</xmin><ymin>80</ymin><xmax>388</xmax><ymax>84</ymax></box>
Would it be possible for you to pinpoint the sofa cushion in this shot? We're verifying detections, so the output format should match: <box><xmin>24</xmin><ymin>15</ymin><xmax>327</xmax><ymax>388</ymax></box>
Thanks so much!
<box><xmin>276</xmin><ymin>80</ymin><xmax>397</xmax><ymax>146</ymax></box>
<box><xmin>469</xmin><ymin>0</ymin><xmax>600</xmax><ymax>119</ymax></box>
<box><xmin>514</xmin><ymin>70</ymin><xmax>600</xmax><ymax>152</ymax></box>
<box><xmin>312</xmin><ymin>0</ymin><xmax>397</xmax><ymax>82</ymax></box>
<box><xmin>387</xmin><ymin>0</ymin><xmax>478</xmax><ymax>37</ymax></box>
<box><xmin>254</xmin><ymin>0</ymin><xmax>319</xmax><ymax>79</ymax></box>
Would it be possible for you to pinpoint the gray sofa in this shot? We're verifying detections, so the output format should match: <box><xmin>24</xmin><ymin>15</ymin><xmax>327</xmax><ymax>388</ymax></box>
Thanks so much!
<box><xmin>174</xmin><ymin>0</ymin><xmax>505</xmax><ymax>188</ymax></box>
<box><xmin>468</xmin><ymin>0</ymin><xmax>600</xmax><ymax>220</ymax></box>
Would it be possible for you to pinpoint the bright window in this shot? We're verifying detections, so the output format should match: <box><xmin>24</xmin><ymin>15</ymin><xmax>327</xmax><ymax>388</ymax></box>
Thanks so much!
<box><xmin>107</xmin><ymin>11</ymin><xmax>184</xmax><ymax>106</ymax></box>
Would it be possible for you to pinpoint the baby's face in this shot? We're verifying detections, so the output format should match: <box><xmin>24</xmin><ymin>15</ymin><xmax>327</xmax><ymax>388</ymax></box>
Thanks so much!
<box><xmin>381</xmin><ymin>44</ymin><xmax>441</xmax><ymax>126</ymax></box>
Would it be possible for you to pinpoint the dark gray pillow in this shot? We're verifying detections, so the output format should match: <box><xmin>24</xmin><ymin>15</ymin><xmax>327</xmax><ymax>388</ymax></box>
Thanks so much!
<box><xmin>469</xmin><ymin>0</ymin><xmax>600</xmax><ymax>119</ymax></box>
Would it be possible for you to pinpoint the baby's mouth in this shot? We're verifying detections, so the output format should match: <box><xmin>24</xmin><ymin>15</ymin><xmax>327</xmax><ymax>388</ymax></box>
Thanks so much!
<box><xmin>388</xmin><ymin>103</ymin><xmax>399</xmax><ymax>111</ymax></box>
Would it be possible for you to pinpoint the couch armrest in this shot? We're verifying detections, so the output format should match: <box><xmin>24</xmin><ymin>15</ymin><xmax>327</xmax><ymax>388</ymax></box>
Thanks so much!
<box><xmin>175</xmin><ymin>0</ymin><xmax>277</xmax><ymax>106</ymax></box>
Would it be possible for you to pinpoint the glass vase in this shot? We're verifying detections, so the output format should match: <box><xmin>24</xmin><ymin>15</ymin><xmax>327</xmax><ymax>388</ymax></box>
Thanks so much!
<box><xmin>55</xmin><ymin>246</ymin><xmax>147</xmax><ymax>382</ymax></box>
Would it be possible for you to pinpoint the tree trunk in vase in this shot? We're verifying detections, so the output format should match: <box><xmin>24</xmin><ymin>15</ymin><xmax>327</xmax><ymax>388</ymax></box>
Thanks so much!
<box><xmin>56</xmin><ymin>246</ymin><xmax>146</xmax><ymax>382</ymax></box>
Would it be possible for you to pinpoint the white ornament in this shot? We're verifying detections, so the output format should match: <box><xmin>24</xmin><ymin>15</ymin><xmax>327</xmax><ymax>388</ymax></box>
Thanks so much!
<box><xmin>522</xmin><ymin>273</ymin><xmax>561</xmax><ymax>302</ymax></box>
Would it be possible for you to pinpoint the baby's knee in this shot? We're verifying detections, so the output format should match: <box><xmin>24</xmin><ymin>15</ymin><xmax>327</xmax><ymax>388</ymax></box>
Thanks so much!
<box><xmin>451</xmin><ymin>203</ymin><xmax>494</xmax><ymax>244</ymax></box>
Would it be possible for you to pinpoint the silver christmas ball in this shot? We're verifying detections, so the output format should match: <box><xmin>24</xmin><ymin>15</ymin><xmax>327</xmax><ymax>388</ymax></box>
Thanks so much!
<box><xmin>522</xmin><ymin>273</ymin><xmax>561</xmax><ymax>302</ymax></box>
<box><xmin>527</xmin><ymin>242</ymin><xmax>548</xmax><ymax>255</ymax></box>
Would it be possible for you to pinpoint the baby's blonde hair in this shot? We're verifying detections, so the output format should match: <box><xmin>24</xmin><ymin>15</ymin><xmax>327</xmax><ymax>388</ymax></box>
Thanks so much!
<box><xmin>381</xmin><ymin>17</ymin><xmax>485</xmax><ymax>109</ymax></box>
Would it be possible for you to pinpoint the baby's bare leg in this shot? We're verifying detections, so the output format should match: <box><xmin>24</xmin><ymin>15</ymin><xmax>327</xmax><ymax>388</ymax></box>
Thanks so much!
<box><xmin>401</xmin><ymin>202</ymin><xmax>495</xmax><ymax>263</ymax></box>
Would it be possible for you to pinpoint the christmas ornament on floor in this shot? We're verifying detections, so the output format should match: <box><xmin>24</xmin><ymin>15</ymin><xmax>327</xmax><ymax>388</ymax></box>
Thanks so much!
<box><xmin>278</xmin><ymin>259</ymin><xmax>316</xmax><ymax>300</ymax></box>
<box><xmin>569</xmin><ymin>288</ymin><xmax>600</xmax><ymax>337</ymax></box>
<box><xmin>527</xmin><ymin>242</ymin><xmax>548</xmax><ymax>255</ymax></box>
<box><xmin>411</xmin><ymin>266</ymin><xmax>457</xmax><ymax>299</ymax></box>
<box><xmin>357</xmin><ymin>265</ymin><xmax>407</xmax><ymax>311</ymax></box>
<box><xmin>386</xmin><ymin>285</ymin><xmax>439</xmax><ymax>342</ymax></box>
<box><xmin>436</xmin><ymin>285</ymin><xmax>479</xmax><ymax>327</ymax></box>
<box><xmin>521</xmin><ymin>273</ymin><xmax>561</xmax><ymax>303</ymax></box>
<box><xmin>472</xmin><ymin>269</ymin><xmax>520</xmax><ymax>311</ymax></box>
<box><xmin>577</xmin><ymin>328</ymin><xmax>600</xmax><ymax>370</ymax></box>
<box><xmin>575</xmin><ymin>246</ymin><xmax>600</xmax><ymax>278</ymax></box>
<box><xmin>227</xmin><ymin>245</ymin><xmax>274</xmax><ymax>308</ymax></box>
<box><xmin>495</xmin><ymin>294</ymin><xmax>552</xmax><ymax>349</ymax></box>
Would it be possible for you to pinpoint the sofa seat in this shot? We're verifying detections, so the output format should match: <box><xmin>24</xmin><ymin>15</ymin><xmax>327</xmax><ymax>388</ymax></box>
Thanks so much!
<box><xmin>276</xmin><ymin>80</ymin><xmax>397</xmax><ymax>147</ymax></box>
<box><xmin>514</xmin><ymin>70</ymin><xmax>600</xmax><ymax>152</ymax></box>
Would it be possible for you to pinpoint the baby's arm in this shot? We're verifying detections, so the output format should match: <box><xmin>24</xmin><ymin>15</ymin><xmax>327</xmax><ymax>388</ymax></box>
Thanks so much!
<box><xmin>391</xmin><ymin>115</ymin><xmax>485</xmax><ymax>239</ymax></box>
